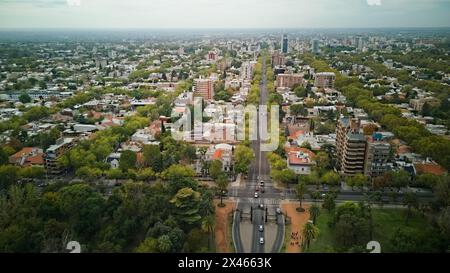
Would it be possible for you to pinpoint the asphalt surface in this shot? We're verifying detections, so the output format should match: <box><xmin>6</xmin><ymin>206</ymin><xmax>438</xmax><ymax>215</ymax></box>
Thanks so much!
<box><xmin>231</xmin><ymin>56</ymin><xmax>285</xmax><ymax>253</ymax></box>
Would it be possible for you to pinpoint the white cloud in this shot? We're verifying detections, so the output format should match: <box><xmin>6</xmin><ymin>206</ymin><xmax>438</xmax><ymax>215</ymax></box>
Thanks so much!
<box><xmin>367</xmin><ymin>0</ymin><xmax>381</xmax><ymax>6</ymax></box>
<box><xmin>67</xmin><ymin>0</ymin><xmax>81</xmax><ymax>6</ymax></box>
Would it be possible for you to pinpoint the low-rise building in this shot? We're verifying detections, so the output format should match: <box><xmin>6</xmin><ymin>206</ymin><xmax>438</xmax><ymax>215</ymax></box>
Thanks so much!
<box><xmin>286</xmin><ymin>147</ymin><xmax>316</xmax><ymax>175</ymax></box>
<box><xmin>9</xmin><ymin>147</ymin><xmax>44</xmax><ymax>167</ymax></box>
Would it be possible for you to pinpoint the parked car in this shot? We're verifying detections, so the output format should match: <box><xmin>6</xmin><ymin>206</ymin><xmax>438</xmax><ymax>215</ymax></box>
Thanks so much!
<box><xmin>254</xmin><ymin>192</ymin><xmax>259</xmax><ymax>198</ymax></box>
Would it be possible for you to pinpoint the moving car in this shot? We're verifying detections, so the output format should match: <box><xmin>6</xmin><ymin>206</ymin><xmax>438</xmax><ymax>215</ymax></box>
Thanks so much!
<box><xmin>259</xmin><ymin>225</ymin><xmax>264</xmax><ymax>232</ymax></box>
<box><xmin>254</xmin><ymin>192</ymin><xmax>259</xmax><ymax>198</ymax></box>
<box><xmin>259</xmin><ymin>237</ymin><xmax>265</xmax><ymax>244</ymax></box>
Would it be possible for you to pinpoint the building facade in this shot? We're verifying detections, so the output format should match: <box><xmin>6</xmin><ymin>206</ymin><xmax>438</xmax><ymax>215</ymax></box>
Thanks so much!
<box><xmin>336</xmin><ymin>118</ymin><xmax>367</xmax><ymax>176</ymax></box>
<box><xmin>276</xmin><ymin>74</ymin><xmax>304</xmax><ymax>89</ymax></box>
<box><xmin>314</xmin><ymin>72</ymin><xmax>336</xmax><ymax>89</ymax></box>
<box><xmin>194</xmin><ymin>78</ymin><xmax>215</xmax><ymax>101</ymax></box>
<box><xmin>271</xmin><ymin>51</ymin><xmax>286</xmax><ymax>67</ymax></box>
<box><xmin>364</xmin><ymin>139</ymin><xmax>391</xmax><ymax>177</ymax></box>
<box><xmin>281</xmin><ymin>34</ymin><xmax>288</xmax><ymax>54</ymax></box>
<box><xmin>44</xmin><ymin>138</ymin><xmax>75</xmax><ymax>176</ymax></box>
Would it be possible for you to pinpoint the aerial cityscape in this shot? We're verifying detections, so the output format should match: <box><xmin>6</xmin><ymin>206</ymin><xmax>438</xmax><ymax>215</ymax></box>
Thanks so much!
<box><xmin>0</xmin><ymin>0</ymin><xmax>449</xmax><ymax>260</ymax></box>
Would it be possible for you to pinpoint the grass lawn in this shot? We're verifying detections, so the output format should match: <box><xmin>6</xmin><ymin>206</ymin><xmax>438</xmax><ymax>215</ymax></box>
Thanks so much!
<box><xmin>307</xmin><ymin>207</ymin><xmax>430</xmax><ymax>253</ymax></box>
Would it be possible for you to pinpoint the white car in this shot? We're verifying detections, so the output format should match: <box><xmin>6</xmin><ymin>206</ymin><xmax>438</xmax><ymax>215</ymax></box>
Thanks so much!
<box><xmin>259</xmin><ymin>225</ymin><xmax>264</xmax><ymax>232</ymax></box>
<box><xmin>254</xmin><ymin>192</ymin><xmax>259</xmax><ymax>198</ymax></box>
<box><xmin>259</xmin><ymin>237</ymin><xmax>265</xmax><ymax>244</ymax></box>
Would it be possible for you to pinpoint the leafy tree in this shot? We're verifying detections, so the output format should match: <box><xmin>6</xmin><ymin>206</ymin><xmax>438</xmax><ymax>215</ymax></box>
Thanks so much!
<box><xmin>300</xmin><ymin>141</ymin><xmax>312</xmax><ymax>150</ymax></box>
<box><xmin>136</xmin><ymin>168</ymin><xmax>156</xmax><ymax>182</ymax></box>
<box><xmin>0</xmin><ymin>165</ymin><xmax>19</xmax><ymax>191</ymax></box>
<box><xmin>414</xmin><ymin>173</ymin><xmax>441</xmax><ymax>189</ymax></box>
<box><xmin>315</xmin><ymin>152</ymin><xmax>330</xmax><ymax>174</ymax></box>
<box><xmin>322</xmin><ymin>193</ymin><xmax>336</xmax><ymax>212</ymax></box>
<box><xmin>215</xmin><ymin>174</ymin><xmax>228</xmax><ymax>207</ymax></box>
<box><xmin>301</xmin><ymin>171</ymin><xmax>320</xmax><ymax>189</ymax></box>
<box><xmin>333</xmin><ymin>202</ymin><xmax>370</xmax><ymax>250</ymax></box>
<box><xmin>135</xmin><ymin>237</ymin><xmax>158</xmax><ymax>253</ymax></box>
<box><xmin>435</xmin><ymin>174</ymin><xmax>450</xmax><ymax>207</ymax></box>
<box><xmin>143</xmin><ymin>145</ymin><xmax>163</xmax><ymax>172</ymax></box>
<box><xmin>105</xmin><ymin>168</ymin><xmax>125</xmax><ymax>180</ymax></box>
<box><xmin>58</xmin><ymin>183</ymin><xmax>105</xmax><ymax>241</ymax></box>
<box><xmin>390</xmin><ymin>227</ymin><xmax>419</xmax><ymax>253</ymax></box>
<box><xmin>290</xmin><ymin>104</ymin><xmax>308</xmax><ymax>117</ymax></box>
<box><xmin>0</xmin><ymin>147</ymin><xmax>9</xmax><ymax>166</ymax></box>
<box><xmin>403</xmin><ymin>192</ymin><xmax>419</xmax><ymax>224</ymax></box>
<box><xmin>392</xmin><ymin>170</ymin><xmax>411</xmax><ymax>190</ymax></box>
<box><xmin>119</xmin><ymin>150</ymin><xmax>137</xmax><ymax>171</ymax></box>
<box><xmin>76</xmin><ymin>166</ymin><xmax>102</xmax><ymax>182</ymax></box>
<box><xmin>321</xmin><ymin>171</ymin><xmax>340</xmax><ymax>186</ymax></box>
<box><xmin>294</xmin><ymin>85</ymin><xmax>307</xmax><ymax>98</ymax></box>
<box><xmin>234</xmin><ymin>145</ymin><xmax>255</xmax><ymax>175</ymax></box>
<box><xmin>345</xmin><ymin>174</ymin><xmax>367</xmax><ymax>191</ymax></box>
<box><xmin>19</xmin><ymin>93</ymin><xmax>32</xmax><ymax>104</ymax></box>
<box><xmin>170</xmin><ymin>188</ymin><xmax>202</xmax><ymax>226</ymax></box>
<box><xmin>209</xmin><ymin>160</ymin><xmax>223</xmax><ymax>181</ymax></box>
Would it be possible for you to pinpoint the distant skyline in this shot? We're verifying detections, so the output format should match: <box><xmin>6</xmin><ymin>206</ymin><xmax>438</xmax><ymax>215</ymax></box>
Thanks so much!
<box><xmin>0</xmin><ymin>0</ymin><xmax>450</xmax><ymax>29</ymax></box>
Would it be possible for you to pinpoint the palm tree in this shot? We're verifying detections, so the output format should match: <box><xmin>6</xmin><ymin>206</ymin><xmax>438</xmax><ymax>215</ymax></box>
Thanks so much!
<box><xmin>201</xmin><ymin>215</ymin><xmax>216</xmax><ymax>252</ymax></box>
<box><xmin>309</xmin><ymin>204</ymin><xmax>320</xmax><ymax>224</ymax></box>
<box><xmin>157</xmin><ymin>235</ymin><xmax>172</xmax><ymax>253</ymax></box>
<box><xmin>302</xmin><ymin>221</ymin><xmax>319</xmax><ymax>251</ymax></box>
<box><xmin>216</xmin><ymin>173</ymin><xmax>229</xmax><ymax>207</ymax></box>
<box><xmin>295</xmin><ymin>182</ymin><xmax>307</xmax><ymax>212</ymax></box>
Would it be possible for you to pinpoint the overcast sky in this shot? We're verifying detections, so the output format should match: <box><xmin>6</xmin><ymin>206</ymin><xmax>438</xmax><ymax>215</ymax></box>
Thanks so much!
<box><xmin>0</xmin><ymin>0</ymin><xmax>449</xmax><ymax>29</ymax></box>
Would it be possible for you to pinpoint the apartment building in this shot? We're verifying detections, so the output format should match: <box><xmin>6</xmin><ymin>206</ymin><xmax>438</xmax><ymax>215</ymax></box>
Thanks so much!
<box><xmin>364</xmin><ymin>138</ymin><xmax>391</xmax><ymax>177</ymax></box>
<box><xmin>336</xmin><ymin>118</ymin><xmax>367</xmax><ymax>176</ymax></box>
<box><xmin>276</xmin><ymin>73</ymin><xmax>304</xmax><ymax>89</ymax></box>
<box><xmin>44</xmin><ymin>138</ymin><xmax>75</xmax><ymax>176</ymax></box>
<box><xmin>314</xmin><ymin>72</ymin><xmax>336</xmax><ymax>89</ymax></box>
<box><xmin>271</xmin><ymin>51</ymin><xmax>286</xmax><ymax>67</ymax></box>
<box><xmin>194</xmin><ymin>78</ymin><xmax>215</xmax><ymax>101</ymax></box>
<box><xmin>240</xmin><ymin>61</ymin><xmax>257</xmax><ymax>81</ymax></box>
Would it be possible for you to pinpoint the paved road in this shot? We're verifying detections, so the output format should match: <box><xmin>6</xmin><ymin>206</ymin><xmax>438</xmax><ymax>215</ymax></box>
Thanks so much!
<box><xmin>248</xmin><ymin>55</ymin><xmax>284</xmax><ymax>253</ymax></box>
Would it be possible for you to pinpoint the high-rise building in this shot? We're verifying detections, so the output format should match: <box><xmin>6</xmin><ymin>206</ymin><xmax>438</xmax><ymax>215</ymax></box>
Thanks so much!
<box><xmin>314</xmin><ymin>72</ymin><xmax>336</xmax><ymax>89</ymax></box>
<box><xmin>194</xmin><ymin>78</ymin><xmax>215</xmax><ymax>100</ymax></box>
<box><xmin>271</xmin><ymin>51</ymin><xmax>286</xmax><ymax>67</ymax></box>
<box><xmin>356</xmin><ymin>37</ymin><xmax>364</xmax><ymax>52</ymax></box>
<box><xmin>240</xmin><ymin>61</ymin><xmax>257</xmax><ymax>81</ymax></box>
<box><xmin>364</xmin><ymin>138</ymin><xmax>391</xmax><ymax>177</ymax></box>
<box><xmin>336</xmin><ymin>118</ymin><xmax>367</xmax><ymax>176</ymax></box>
<box><xmin>276</xmin><ymin>74</ymin><xmax>304</xmax><ymax>89</ymax></box>
<box><xmin>311</xmin><ymin>39</ymin><xmax>320</xmax><ymax>54</ymax></box>
<box><xmin>207</xmin><ymin>51</ymin><xmax>218</xmax><ymax>62</ymax></box>
<box><xmin>281</xmin><ymin>34</ymin><xmax>288</xmax><ymax>54</ymax></box>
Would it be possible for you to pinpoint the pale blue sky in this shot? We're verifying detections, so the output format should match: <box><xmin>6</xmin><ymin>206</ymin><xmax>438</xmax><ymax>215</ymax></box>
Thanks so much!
<box><xmin>0</xmin><ymin>0</ymin><xmax>449</xmax><ymax>28</ymax></box>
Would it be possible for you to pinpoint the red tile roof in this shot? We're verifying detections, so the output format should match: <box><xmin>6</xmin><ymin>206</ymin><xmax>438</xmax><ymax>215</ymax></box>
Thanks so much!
<box><xmin>414</xmin><ymin>163</ymin><xmax>447</xmax><ymax>176</ymax></box>
<box><xmin>286</xmin><ymin>147</ymin><xmax>316</xmax><ymax>166</ymax></box>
